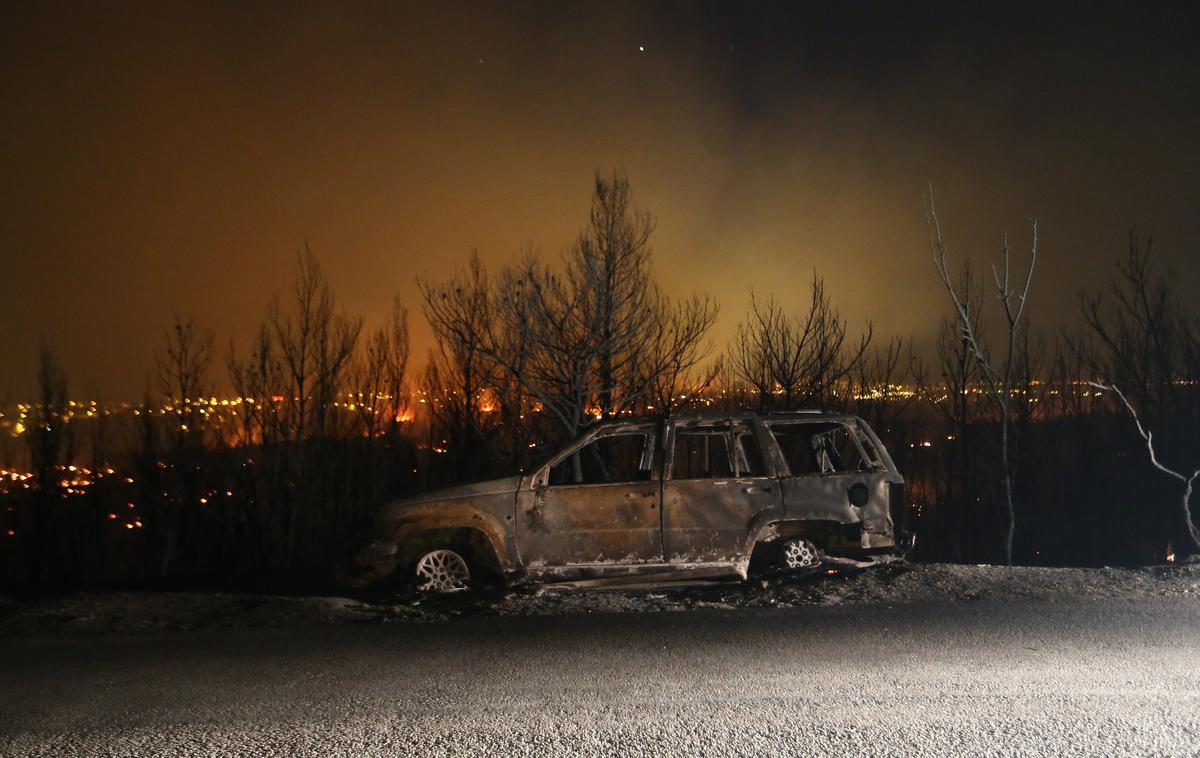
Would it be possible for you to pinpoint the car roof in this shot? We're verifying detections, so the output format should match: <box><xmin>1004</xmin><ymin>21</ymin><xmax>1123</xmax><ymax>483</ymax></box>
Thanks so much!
<box><xmin>595</xmin><ymin>410</ymin><xmax>858</xmax><ymax>427</ymax></box>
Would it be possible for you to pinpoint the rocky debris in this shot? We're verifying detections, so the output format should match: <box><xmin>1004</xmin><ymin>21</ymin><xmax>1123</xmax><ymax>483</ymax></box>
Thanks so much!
<box><xmin>2</xmin><ymin>563</ymin><xmax>1197</xmax><ymax>637</ymax></box>
<box><xmin>469</xmin><ymin>561</ymin><xmax>1200</xmax><ymax>617</ymax></box>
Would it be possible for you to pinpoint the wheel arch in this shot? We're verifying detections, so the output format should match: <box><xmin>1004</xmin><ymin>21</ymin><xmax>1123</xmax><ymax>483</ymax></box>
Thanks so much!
<box><xmin>396</xmin><ymin>524</ymin><xmax>507</xmax><ymax>581</ymax></box>
<box><xmin>746</xmin><ymin>518</ymin><xmax>854</xmax><ymax>553</ymax></box>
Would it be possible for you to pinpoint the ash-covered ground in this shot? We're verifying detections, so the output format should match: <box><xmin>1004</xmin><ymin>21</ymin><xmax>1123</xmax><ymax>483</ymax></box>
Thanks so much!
<box><xmin>3</xmin><ymin>562</ymin><xmax>1197</xmax><ymax>636</ymax></box>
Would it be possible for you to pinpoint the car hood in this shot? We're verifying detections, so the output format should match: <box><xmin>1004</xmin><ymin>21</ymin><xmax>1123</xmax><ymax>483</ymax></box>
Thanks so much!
<box><xmin>386</xmin><ymin>475</ymin><xmax>524</xmax><ymax>509</ymax></box>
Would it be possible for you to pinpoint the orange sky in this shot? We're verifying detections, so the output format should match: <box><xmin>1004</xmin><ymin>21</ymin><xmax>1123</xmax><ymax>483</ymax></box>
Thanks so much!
<box><xmin>2</xmin><ymin>2</ymin><xmax>1199</xmax><ymax>397</ymax></box>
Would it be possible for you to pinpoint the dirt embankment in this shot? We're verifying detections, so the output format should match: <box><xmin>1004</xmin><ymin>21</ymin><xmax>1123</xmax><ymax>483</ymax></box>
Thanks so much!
<box><xmin>2</xmin><ymin>563</ymin><xmax>1197</xmax><ymax>637</ymax></box>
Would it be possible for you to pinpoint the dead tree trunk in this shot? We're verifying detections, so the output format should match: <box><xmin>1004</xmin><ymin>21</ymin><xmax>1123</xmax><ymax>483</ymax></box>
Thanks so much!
<box><xmin>927</xmin><ymin>188</ymin><xmax>1038</xmax><ymax>566</ymax></box>
<box><xmin>26</xmin><ymin>345</ymin><xmax>70</xmax><ymax>592</ymax></box>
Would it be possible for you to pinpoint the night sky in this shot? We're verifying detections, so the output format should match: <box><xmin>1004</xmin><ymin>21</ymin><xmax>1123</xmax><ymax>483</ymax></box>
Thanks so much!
<box><xmin>3</xmin><ymin>1</ymin><xmax>1199</xmax><ymax>397</ymax></box>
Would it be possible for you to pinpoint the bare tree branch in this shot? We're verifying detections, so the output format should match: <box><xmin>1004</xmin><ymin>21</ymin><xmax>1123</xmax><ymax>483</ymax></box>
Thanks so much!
<box><xmin>1089</xmin><ymin>381</ymin><xmax>1200</xmax><ymax>551</ymax></box>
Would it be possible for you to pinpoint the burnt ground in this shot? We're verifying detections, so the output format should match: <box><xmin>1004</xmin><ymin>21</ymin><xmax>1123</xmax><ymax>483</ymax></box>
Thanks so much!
<box><xmin>1</xmin><ymin>562</ymin><xmax>1198</xmax><ymax>635</ymax></box>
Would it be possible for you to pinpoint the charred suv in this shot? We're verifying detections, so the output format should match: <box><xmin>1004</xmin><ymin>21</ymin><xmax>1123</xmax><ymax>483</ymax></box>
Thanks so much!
<box><xmin>354</xmin><ymin>411</ymin><xmax>912</xmax><ymax>592</ymax></box>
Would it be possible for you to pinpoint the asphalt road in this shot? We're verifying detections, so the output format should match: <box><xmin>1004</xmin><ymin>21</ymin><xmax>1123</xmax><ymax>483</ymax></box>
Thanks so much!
<box><xmin>2</xmin><ymin>599</ymin><xmax>1199</xmax><ymax>757</ymax></box>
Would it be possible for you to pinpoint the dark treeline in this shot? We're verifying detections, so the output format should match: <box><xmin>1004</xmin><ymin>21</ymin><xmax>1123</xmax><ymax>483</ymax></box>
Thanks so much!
<box><xmin>2</xmin><ymin>172</ymin><xmax>1198</xmax><ymax>595</ymax></box>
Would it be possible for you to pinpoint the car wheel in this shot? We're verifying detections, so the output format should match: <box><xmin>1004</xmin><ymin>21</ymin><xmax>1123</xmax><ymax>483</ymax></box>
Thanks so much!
<box><xmin>414</xmin><ymin>548</ymin><xmax>472</xmax><ymax>593</ymax></box>
<box><xmin>781</xmin><ymin>538</ymin><xmax>821</xmax><ymax>570</ymax></box>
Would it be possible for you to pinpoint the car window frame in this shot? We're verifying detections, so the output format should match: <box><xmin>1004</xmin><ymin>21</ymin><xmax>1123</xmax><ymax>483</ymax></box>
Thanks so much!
<box><xmin>534</xmin><ymin>424</ymin><xmax>659</xmax><ymax>488</ymax></box>
<box><xmin>665</xmin><ymin>419</ymin><xmax>772</xmax><ymax>482</ymax></box>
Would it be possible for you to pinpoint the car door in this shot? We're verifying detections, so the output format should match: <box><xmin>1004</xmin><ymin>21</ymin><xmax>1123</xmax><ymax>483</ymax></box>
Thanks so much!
<box><xmin>516</xmin><ymin>424</ymin><xmax>662</xmax><ymax>568</ymax></box>
<box><xmin>662</xmin><ymin>420</ymin><xmax>783</xmax><ymax>564</ymax></box>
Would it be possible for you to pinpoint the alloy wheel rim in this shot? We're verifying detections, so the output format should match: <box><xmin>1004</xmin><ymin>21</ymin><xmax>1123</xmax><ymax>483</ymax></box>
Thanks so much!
<box><xmin>783</xmin><ymin>539</ymin><xmax>819</xmax><ymax>569</ymax></box>
<box><xmin>415</xmin><ymin>549</ymin><xmax>471</xmax><ymax>593</ymax></box>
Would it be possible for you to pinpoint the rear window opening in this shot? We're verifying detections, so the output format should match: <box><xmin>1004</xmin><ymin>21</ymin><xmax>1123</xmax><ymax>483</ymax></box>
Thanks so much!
<box><xmin>768</xmin><ymin>421</ymin><xmax>879</xmax><ymax>476</ymax></box>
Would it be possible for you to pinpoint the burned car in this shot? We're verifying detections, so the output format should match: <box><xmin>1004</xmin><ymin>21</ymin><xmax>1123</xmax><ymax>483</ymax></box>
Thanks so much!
<box><xmin>355</xmin><ymin>411</ymin><xmax>911</xmax><ymax>592</ymax></box>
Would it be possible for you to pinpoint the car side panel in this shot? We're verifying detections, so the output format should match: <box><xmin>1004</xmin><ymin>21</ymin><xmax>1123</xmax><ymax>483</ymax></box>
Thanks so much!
<box><xmin>779</xmin><ymin>471</ymin><xmax>897</xmax><ymax>544</ymax></box>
